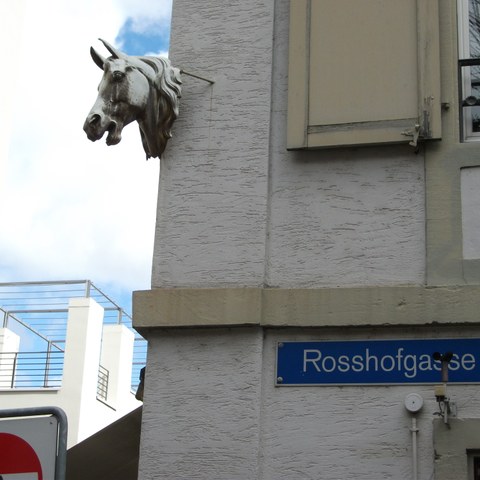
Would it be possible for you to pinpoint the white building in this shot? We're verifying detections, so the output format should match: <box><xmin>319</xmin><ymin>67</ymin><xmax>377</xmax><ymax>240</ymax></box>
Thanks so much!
<box><xmin>0</xmin><ymin>280</ymin><xmax>143</xmax><ymax>448</ymax></box>
<box><xmin>133</xmin><ymin>1</ymin><xmax>480</xmax><ymax>479</ymax></box>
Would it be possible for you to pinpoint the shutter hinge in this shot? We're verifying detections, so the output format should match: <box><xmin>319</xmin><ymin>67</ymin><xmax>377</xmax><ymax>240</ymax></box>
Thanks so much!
<box><xmin>402</xmin><ymin>108</ymin><xmax>431</xmax><ymax>149</ymax></box>
<box><xmin>402</xmin><ymin>123</ymin><xmax>422</xmax><ymax>148</ymax></box>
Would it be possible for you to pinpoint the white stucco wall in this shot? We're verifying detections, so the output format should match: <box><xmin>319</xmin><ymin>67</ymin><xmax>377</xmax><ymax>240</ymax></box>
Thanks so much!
<box><xmin>139</xmin><ymin>328</ymin><xmax>263</xmax><ymax>479</ymax></box>
<box><xmin>0</xmin><ymin>328</ymin><xmax>20</xmax><ymax>388</ymax></box>
<box><xmin>260</xmin><ymin>328</ymin><xmax>433</xmax><ymax>480</ymax></box>
<box><xmin>152</xmin><ymin>0</ymin><xmax>425</xmax><ymax>289</ymax></box>
<box><xmin>139</xmin><ymin>325</ymin><xmax>480</xmax><ymax>480</ymax></box>
<box><xmin>152</xmin><ymin>0</ymin><xmax>273</xmax><ymax>288</ymax></box>
<box><xmin>138</xmin><ymin>1</ymin><xmax>449</xmax><ymax>479</ymax></box>
<box><xmin>1</xmin><ymin>298</ymin><xmax>140</xmax><ymax>448</ymax></box>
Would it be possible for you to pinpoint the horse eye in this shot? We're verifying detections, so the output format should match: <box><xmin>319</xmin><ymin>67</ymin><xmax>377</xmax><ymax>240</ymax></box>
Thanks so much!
<box><xmin>113</xmin><ymin>71</ymin><xmax>125</xmax><ymax>81</ymax></box>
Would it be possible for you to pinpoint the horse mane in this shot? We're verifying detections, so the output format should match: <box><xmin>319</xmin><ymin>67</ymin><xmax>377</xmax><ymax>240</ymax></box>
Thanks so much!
<box><xmin>134</xmin><ymin>56</ymin><xmax>182</xmax><ymax>159</ymax></box>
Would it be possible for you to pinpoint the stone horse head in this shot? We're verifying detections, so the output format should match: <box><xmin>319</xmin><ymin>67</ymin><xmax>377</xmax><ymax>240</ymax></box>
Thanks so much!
<box><xmin>83</xmin><ymin>39</ymin><xmax>182</xmax><ymax>159</ymax></box>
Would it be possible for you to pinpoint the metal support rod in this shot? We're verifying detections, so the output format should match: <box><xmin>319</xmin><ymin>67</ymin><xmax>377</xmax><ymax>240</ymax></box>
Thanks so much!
<box><xmin>10</xmin><ymin>352</ymin><xmax>17</xmax><ymax>388</ymax></box>
<box><xmin>44</xmin><ymin>341</ymin><xmax>52</xmax><ymax>387</ymax></box>
<box><xmin>85</xmin><ymin>280</ymin><xmax>91</xmax><ymax>298</ymax></box>
<box><xmin>180</xmin><ymin>69</ymin><xmax>215</xmax><ymax>84</ymax></box>
<box><xmin>441</xmin><ymin>363</ymin><xmax>449</xmax><ymax>383</ymax></box>
<box><xmin>411</xmin><ymin>417</ymin><xmax>419</xmax><ymax>480</ymax></box>
<box><xmin>442</xmin><ymin>385</ymin><xmax>450</xmax><ymax>425</ymax></box>
<box><xmin>3</xmin><ymin>311</ymin><xmax>64</xmax><ymax>348</ymax></box>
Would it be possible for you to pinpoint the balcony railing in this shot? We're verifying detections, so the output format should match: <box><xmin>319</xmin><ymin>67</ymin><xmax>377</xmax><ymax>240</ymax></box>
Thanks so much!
<box><xmin>97</xmin><ymin>365</ymin><xmax>109</xmax><ymax>402</ymax></box>
<box><xmin>0</xmin><ymin>280</ymin><xmax>147</xmax><ymax>391</ymax></box>
<box><xmin>0</xmin><ymin>350</ymin><xmax>64</xmax><ymax>389</ymax></box>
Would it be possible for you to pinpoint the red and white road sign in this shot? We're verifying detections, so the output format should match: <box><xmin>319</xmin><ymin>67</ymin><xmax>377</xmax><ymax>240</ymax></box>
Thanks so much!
<box><xmin>0</xmin><ymin>432</ymin><xmax>43</xmax><ymax>479</ymax></box>
<box><xmin>0</xmin><ymin>417</ymin><xmax>57</xmax><ymax>480</ymax></box>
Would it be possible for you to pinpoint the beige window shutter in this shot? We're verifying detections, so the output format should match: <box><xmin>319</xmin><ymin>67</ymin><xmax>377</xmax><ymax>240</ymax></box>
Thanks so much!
<box><xmin>287</xmin><ymin>0</ymin><xmax>441</xmax><ymax>149</ymax></box>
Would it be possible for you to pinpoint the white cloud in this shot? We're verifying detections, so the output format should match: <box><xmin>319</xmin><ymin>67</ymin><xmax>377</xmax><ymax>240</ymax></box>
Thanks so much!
<box><xmin>113</xmin><ymin>0</ymin><xmax>172</xmax><ymax>41</ymax></box>
<box><xmin>113</xmin><ymin>0</ymin><xmax>172</xmax><ymax>24</ymax></box>
<box><xmin>0</xmin><ymin>0</ymin><xmax>172</xmax><ymax>305</ymax></box>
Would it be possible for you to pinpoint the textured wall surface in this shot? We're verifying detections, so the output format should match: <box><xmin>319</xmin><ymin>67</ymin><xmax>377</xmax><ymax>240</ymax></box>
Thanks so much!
<box><xmin>140</xmin><ymin>0</ymin><xmax>451</xmax><ymax>479</ymax></box>
<box><xmin>151</xmin><ymin>0</ymin><xmax>425</xmax><ymax>289</ymax></box>
<box><xmin>138</xmin><ymin>328</ymin><xmax>264</xmax><ymax>479</ymax></box>
<box><xmin>138</xmin><ymin>325</ymin><xmax>480</xmax><ymax>479</ymax></box>
<box><xmin>152</xmin><ymin>0</ymin><xmax>274</xmax><ymax>288</ymax></box>
<box><xmin>260</xmin><ymin>328</ymin><xmax>434</xmax><ymax>480</ymax></box>
<box><xmin>265</xmin><ymin>0</ymin><xmax>425</xmax><ymax>288</ymax></box>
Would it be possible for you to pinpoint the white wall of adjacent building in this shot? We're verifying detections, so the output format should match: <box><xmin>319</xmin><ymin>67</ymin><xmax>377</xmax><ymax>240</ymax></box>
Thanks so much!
<box><xmin>1</xmin><ymin>297</ymin><xmax>141</xmax><ymax>448</ymax></box>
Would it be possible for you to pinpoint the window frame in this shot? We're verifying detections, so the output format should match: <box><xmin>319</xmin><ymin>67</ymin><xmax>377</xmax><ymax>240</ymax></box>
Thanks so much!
<box><xmin>458</xmin><ymin>0</ymin><xmax>480</xmax><ymax>142</ymax></box>
<box><xmin>467</xmin><ymin>450</ymin><xmax>480</xmax><ymax>480</ymax></box>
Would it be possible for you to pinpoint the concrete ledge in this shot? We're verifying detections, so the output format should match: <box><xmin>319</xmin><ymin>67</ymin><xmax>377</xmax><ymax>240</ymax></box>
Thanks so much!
<box><xmin>133</xmin><ymin>288</ymin><xmax>262</xmax><ymax>328</ymax></box>
<box><xmin>133</xmin><ymin>285</ymin><xmax>480</xmax><ymax>329</ymax></box>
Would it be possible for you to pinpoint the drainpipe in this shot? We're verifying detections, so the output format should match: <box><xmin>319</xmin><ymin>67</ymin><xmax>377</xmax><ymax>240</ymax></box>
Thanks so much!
<box><xmin>410</xmin><ymin>416</ymin><xmax>419</xmax><ymax>480</ymax></box>
<box><xmin>404</xmin><ymin>393</ymin><xmax>424</xmax><ymax>480</ymax></box>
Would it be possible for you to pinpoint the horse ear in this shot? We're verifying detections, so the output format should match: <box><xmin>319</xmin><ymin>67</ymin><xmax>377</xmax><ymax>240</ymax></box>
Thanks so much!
<box><xmin>90</xmin><ymin>47</ymin><xmax>106</xmax><ymax>70</ymax></box>
<box><xmin>99</xmin><ymin>38</ymin><xmax>126</xmax><ymax>60</ymax></box>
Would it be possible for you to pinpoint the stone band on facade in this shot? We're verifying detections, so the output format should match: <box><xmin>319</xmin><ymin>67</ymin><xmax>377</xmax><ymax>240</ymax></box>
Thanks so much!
<box><xmin>133</xmin><ymin>285</ymin><xmax>480</xmax><ymax>329</ymax></box>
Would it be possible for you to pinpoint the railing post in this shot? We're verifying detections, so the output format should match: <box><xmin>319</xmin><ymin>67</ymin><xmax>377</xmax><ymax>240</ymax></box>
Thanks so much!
<box><xmin>44</xmin><ymin>341</ymin><xmax>52</xmax><ymax>388</ymax></box>
<box><xmin>85</xmin><ymin>280</ymin><xmax>91</xmax><ymax>298</ymax></box>
<box><xmin>10</xmin><ymin>352</ymin><xmax>17</xmax><ymax>389</ymax></box>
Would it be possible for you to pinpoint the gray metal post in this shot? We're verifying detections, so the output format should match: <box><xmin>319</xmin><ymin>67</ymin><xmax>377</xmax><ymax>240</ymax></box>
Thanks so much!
<box><xmin>44</xmin><ymin>341</ymin><xmax>52</xmax><ymax>388</ymax></box>
<box><xmin>10</xmin><ymin>352</ymin><xmax>17</xmax><ymax>389</ymax></box>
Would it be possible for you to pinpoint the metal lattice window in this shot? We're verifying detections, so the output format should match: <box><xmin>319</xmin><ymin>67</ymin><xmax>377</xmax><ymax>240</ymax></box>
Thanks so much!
<box><xmin>97</xmin><ymin>365</ymin><xmax>109</xmax><ymax>402</ymax></box>
<box><xmin>459</xmin><ymin>0</ymin><xmax>480</xmax><ymax>141</ymax></box>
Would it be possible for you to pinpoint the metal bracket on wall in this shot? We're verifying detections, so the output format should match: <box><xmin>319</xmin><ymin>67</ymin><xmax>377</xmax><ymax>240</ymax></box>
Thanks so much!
<box><xmin>180</xmin><ymin>69</ymin><xmax>215</xmax><ymax>84</ymax></box>
<box><xmin>402</xmin><ymin>123</ymin><xmax>422</xmax><ymax>148</ymax></box>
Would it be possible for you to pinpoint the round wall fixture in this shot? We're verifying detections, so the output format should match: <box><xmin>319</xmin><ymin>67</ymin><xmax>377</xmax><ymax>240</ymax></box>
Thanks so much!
<box><xmin>404</xmin><ymin>393</ymin><xmax>424</xmax><ymax>413</ymax></box>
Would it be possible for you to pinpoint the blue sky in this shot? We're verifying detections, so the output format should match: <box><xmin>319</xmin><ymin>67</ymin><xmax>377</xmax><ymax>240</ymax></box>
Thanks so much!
<box><xmin>0</xmin><ymin>0</ymin><xmax>173</xmax><ymax>316</ymax></box>
<box><xmin>116</xmin><ymin>17</ymin><xmax>170</xmax><ymax>56</ymax></box>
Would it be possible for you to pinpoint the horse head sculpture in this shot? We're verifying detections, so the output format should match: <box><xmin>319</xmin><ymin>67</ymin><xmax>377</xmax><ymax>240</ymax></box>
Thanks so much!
<box><xmin>83</xmin><ymin>39</ymin><xmax>182</xmax><ymax>159</ymax></box>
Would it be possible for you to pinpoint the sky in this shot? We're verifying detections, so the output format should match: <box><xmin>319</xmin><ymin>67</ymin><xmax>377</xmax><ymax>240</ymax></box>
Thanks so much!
<box><xmin>0</xmin><ymin>0</ymin><xmax>173</xmax><ymax>313</ymax></box>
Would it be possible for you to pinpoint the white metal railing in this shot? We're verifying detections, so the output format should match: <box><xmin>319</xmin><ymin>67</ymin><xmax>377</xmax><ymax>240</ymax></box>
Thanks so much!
<box><xmin>0</xmin><ymin>350</ymin><xmax>64</xmax><ymax>389</ymax></box>
<box><xmin>0</xmin><ymin>280</ymin><xmax>146</xmax><ymax>390</ymax></box>
<box><xmin>97</xmin><ymin>364</ymin><xmax>109</xmax><ymax>401</ymax></box>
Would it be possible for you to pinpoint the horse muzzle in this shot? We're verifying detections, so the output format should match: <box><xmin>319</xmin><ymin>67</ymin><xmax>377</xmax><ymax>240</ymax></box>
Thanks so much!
<box><xmin>83</xmin><ymin>113</ymin><xmax>121</xmax><ymax>145</ymax></box>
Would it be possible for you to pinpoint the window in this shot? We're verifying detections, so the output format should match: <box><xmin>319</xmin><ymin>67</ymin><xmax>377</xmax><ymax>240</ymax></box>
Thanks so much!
<box><xmin>474</xmin><ymin>456</ymin><xmax>480</xmax><ymax>480</ymax></box>
<box><xmin>287</xmin><ymin>0</ymin><xmax>442</xmax><ymax>149</ymax></box>
<box><xmin>459</xmin><ymin>0</ymin><xmax>480</xmax><ymax>141</ymax></box>
<box><xmin>467</xmin><ymin>451</ymin><xmax>480</xmax><ymax>480</ymax></box>
<box><xmin>461</xmin><ymin>167</ymin><xmax>480</xmax><ymax>259</ymax></box>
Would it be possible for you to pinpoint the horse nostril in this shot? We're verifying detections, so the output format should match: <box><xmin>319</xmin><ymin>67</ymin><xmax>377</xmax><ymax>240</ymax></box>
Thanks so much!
<box><xmin>89</xmin><ymin>114</ymin><xmax>101</xmax><ymax>126</ymax></box>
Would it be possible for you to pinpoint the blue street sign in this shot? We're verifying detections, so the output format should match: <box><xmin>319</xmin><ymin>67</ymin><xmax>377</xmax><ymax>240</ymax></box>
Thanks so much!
<box><xmin>276</xmin><ymin>339</ymin><xmax>480</xmax><ymax>385</ymax></box>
